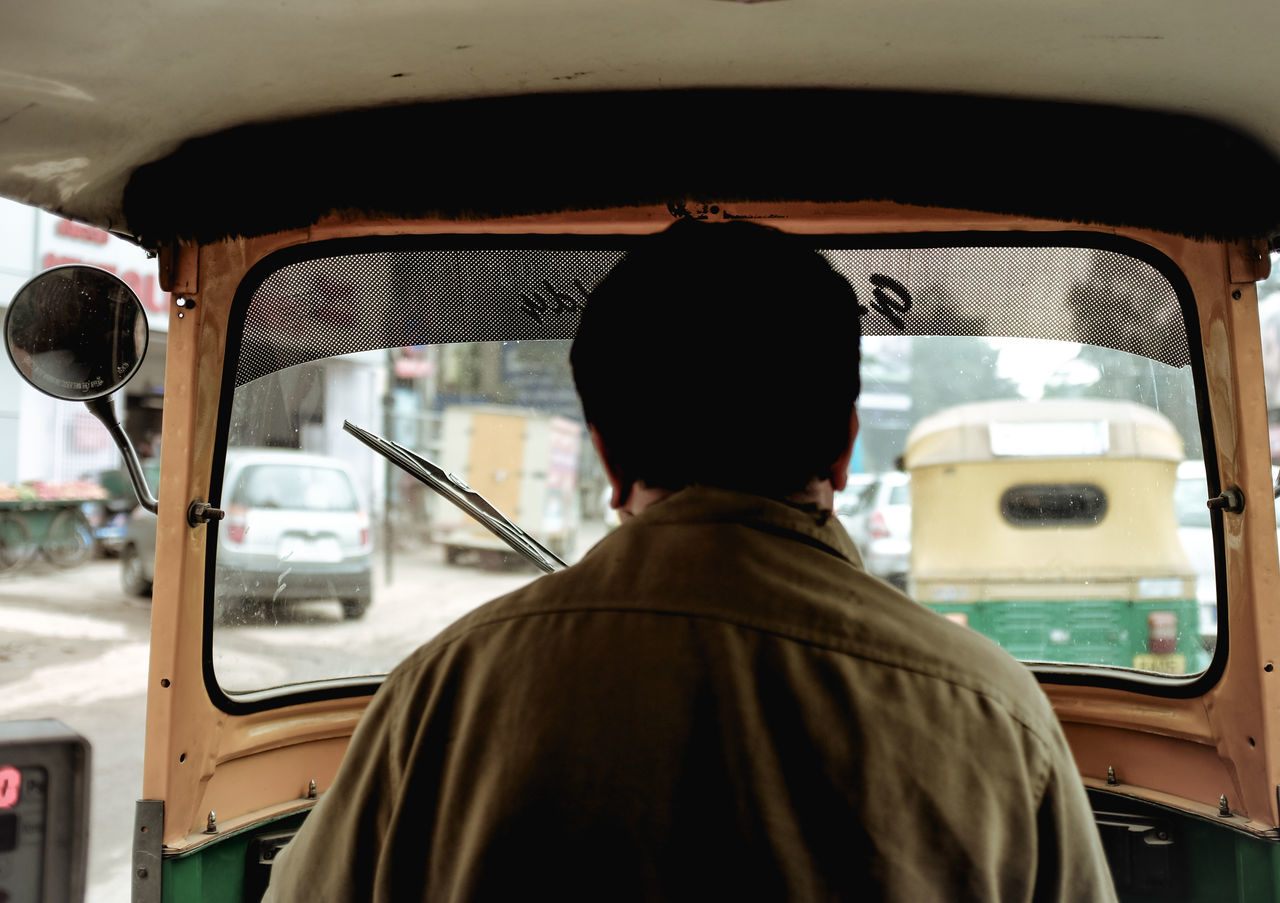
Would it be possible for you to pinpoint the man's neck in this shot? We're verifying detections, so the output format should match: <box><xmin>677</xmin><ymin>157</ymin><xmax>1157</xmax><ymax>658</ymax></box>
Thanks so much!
<box><xmin>615</xmin><ymin>482</ymin><xmax>676</xmax><ymax>522</ymax></box>
<box><xmin>616</xmin><ymin>478</ymin><xmax>835</xmax><ymax>522</ymax></box>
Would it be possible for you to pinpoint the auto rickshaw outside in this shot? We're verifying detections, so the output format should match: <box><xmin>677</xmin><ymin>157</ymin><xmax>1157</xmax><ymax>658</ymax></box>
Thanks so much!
<box><xmin>904</xmin><ymin>398</ymin><xmax>1206</xmax><ymax>674</ymax></box>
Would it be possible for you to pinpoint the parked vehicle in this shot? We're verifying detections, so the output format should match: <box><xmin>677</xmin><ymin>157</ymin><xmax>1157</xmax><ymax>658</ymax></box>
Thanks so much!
<box><xmin>434</xmin><ymin>404</ymin><xmax>582</xmax><ymax>565</ymax></box>
<box><xmin>214</xmin><ymin>449</ymin><xmax>374</xmax><ymax>621</ymax></box>
<box><xmin>118</xmin><ymin>459</ymin><xmax>162</xmax><ymax>596</ymax></box>
<box><xmin>120</xmin><ymin>508</ymin><xmax>157</xmax><ymax>599</ymax></box>
<box><xmin>89</xmin><ymin>465</ymin><xmax>144</xmax><ymax>557</ymax></box>
<box><xmin>838</xmin><ymin>472</ymin><xmax>911</xmax><ymax>589</ymax></box>
<box><xmin>118</xmin><ymin>453</ymin><xmax>374</xmax><ymax>619</ymax></box>
<box><xmin>1174</xmin><ymin>460</ymin><xmax>1219</xmax><ymax>653</ymax></box>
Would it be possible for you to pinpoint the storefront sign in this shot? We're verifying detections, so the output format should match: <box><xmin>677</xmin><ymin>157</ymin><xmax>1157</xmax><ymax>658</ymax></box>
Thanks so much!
<box><xmin>39</xmin><ymin>216</ymin><xmax>169</xmax><ymax>333</ymax></box>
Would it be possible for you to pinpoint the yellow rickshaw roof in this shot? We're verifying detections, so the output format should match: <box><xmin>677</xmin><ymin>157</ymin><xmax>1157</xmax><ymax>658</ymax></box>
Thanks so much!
<box><xmin>903</xmin><ymin>398</ymin><xmax>1185</xmax><ymax>468</ymax></box>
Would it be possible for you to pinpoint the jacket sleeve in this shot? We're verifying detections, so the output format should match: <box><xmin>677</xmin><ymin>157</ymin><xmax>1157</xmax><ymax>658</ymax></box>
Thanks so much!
<box><xmin>1031</xmin><ymin>731</ymin><xmax>1119</xmax><ymax>903</ymax></box>
<box><xmin>259</xmin><ymin>674</ymin><xmax>413</xmax><ymax>903</ymax></box>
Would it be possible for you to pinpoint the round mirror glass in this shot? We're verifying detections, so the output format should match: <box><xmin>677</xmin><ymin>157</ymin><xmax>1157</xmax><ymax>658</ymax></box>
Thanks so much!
<box><xmin>4</xmin><ymin>265</ymin><xmax>149</xmax><ymax>401</ymax></box>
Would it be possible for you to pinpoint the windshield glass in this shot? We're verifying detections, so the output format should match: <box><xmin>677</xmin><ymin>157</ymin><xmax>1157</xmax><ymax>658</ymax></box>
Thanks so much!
<box><xmin>211</xmin><ymin>236</ymin><xmax>1213</xmax><ymax>701</ymax></box>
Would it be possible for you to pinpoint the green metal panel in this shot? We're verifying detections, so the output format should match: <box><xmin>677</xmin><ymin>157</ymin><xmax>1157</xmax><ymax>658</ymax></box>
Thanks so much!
<box><xmin>927</xmin><ymin>598</ymin><xmax>1202</xmax><ymax>672</ymax></box>
<box><xmin>161</xmin><ymin>809</ymin><xmax>309</xmax><ymax>903</ymax></box>
<box><xmin>1093</xmin><ymin>788</ymin><xmax>1280</xmax><ymax>902</ymax></box>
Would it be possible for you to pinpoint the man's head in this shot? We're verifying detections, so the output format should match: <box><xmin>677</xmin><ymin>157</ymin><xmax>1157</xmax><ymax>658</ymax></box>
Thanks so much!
<box><xmin>570</xmin><ymin>218</ymin><xmax>862</xmax><ymax>503</ymax></box>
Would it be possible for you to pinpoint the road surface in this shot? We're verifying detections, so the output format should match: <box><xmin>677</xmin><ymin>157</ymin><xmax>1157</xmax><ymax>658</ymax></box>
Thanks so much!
<box><xmin>0</xmin><ymin>524</ymin><xmax>606</xmax><ymax>902</ymax></box>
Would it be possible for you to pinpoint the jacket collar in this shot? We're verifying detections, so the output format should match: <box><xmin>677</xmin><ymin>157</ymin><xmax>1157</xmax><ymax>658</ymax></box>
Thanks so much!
<box><xmin>626</xmin><ymin>485</ymin><xmax>866</xmax><ymax>569</ymax></box>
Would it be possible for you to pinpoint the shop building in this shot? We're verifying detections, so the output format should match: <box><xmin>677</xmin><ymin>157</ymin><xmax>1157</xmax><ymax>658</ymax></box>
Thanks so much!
<box><xmin>0</xmin><ymin>198</ymin><xmax>169</xmax><ymax>485</ymax></box>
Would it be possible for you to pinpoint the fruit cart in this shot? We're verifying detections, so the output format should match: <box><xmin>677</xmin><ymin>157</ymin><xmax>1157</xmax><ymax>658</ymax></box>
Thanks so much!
<box><xmin>0</xmin><ymin>481</ymin><xmax>105</xmax><ymax>572</ymax></box>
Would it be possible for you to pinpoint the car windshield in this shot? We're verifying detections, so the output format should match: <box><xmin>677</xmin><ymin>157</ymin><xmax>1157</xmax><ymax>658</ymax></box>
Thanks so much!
<box><xmin>209</xmin><ymin>235</ymin><xmax>1215</xmax><ymax>704</ymax></box>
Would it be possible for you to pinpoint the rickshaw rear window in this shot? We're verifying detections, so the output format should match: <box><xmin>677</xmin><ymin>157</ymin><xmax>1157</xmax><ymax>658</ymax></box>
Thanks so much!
<box><xmin>208</xmin><ymin>234</ymin><xmax>1214</xmax><ymax>709</ymax></box>
<box><xmin>230</xmin><ymin>465</ymin><xmax>359</xmax><ymax>512</ymax></box>
<box><xmin>1000</xmin><ymin>484</ymin><xmax>1108</xmax><ymax>526</ymax></box>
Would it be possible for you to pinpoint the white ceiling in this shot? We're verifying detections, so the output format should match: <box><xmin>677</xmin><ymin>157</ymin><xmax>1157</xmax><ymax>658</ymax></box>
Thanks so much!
<box><xmin>2</xmin><ymin>0</ymin><xmax>1276</xmax><ymax>239</ymax></box>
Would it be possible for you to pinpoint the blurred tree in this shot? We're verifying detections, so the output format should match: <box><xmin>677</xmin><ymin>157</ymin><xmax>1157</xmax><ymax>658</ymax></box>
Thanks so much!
<box><xmin>1042</xmin><ymin>252</ymin><xmax>1203</xmax><ymax>460</ymax></box>
<box><xmin>907</xmin><ymin>281</ymin><xmax>1022</xmax><ymax>427</ymax></box>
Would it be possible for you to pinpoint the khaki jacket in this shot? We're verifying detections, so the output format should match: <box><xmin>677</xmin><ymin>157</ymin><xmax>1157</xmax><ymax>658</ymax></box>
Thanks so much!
<box><xmin>265</xmin><ymin>486</ymin><xmax>1116</xmax><ymax>902</ymax></box>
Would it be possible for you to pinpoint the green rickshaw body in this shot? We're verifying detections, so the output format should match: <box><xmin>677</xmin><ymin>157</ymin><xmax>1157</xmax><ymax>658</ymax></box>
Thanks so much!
<box><xmin>904</xmin><ymin>398</ymin><xmax>1206</xmax><ymax>674</ymax></box>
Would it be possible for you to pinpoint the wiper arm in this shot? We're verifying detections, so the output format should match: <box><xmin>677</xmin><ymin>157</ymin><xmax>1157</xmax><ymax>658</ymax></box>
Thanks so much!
<box><xmin>343</xmin><ymin>420</ymin><xmax>567</xmax><ymax>574</ymax></box>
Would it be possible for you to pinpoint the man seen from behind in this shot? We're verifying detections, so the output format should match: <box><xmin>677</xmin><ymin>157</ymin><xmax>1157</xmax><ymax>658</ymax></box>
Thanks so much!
<box><xmin>263</xmin><ymin>218</ymin><xmax>1117</xmax><ymax>902</ymax></box>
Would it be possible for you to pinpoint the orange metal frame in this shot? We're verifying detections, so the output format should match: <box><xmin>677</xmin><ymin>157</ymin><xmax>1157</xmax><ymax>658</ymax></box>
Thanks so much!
<box><xmin>140</xmin><ymin>202</ymin><xmax>1280</xmax><ymax>848</ymax></box>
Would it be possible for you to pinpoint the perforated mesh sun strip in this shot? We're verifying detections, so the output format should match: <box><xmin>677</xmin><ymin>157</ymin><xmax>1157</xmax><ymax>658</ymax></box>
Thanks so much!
<box><xmin>827</xmin><ymin>247</ymin><xmax>1189</xmax><ymax>367</ymax></box>
<box><xmin>233</xmin><ymin>239</ymin><xmax>1189</xmax><ymax>387</ymax></box>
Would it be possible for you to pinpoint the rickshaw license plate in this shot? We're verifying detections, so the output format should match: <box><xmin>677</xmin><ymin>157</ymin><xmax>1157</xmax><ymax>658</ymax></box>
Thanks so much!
<box><xmin>1132</xmin><ymin>653</ymin><xmax>1187</xmax><ymax>674</ymax></box>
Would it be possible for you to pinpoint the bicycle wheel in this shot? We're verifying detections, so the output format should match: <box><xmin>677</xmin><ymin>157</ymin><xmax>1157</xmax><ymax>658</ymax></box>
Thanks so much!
<box><xmin>0</xmin><ymin>514</ymin><xmax>34</xmax><ymax>572</ymax></box>
<box><xmin>42</xmin><ymin>508</ymin><xmax>94</xmax><ymax>568</ymax></box>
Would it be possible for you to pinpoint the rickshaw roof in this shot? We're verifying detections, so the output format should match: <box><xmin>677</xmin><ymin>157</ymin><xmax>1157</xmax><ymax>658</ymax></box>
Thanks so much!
<box><xmin>3</xmin><ymin>1</ymin><xmax>1280</xmax><ymax>247</ymax></box>
<box><xmin>903</xmin><ymin>398</ymin><xmax>1186</xmax><ymax>467</ymax></box>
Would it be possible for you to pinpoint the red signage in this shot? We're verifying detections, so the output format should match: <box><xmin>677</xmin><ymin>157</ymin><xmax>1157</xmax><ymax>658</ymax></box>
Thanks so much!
<box><xmin>0</xmin><ymin>765</ymin><xmax>20</xmax><ymax>809</ymax></box>
<box><xmin>41</xmin><ymin>252</ymin><xmax>169</xmax><ymax>316</ymax></box>
<box><xmin>55</xmin><ymin>218</ymin><xmax>110</xmax><ymax>245</ymax></box>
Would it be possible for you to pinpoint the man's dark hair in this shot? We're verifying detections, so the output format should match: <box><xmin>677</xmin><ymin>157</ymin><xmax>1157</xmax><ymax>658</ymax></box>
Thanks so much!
<box><xmin>570</xmin><ymin>218</ymin><xmax>862</xmax><ymax>498</ymax></box>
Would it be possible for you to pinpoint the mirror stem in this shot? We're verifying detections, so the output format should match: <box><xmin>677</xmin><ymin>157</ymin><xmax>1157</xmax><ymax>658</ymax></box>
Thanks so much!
<box><xmin>84</xmin><ymin>396</ymin><xmax>159</xmax><ymax>514</ymax></box>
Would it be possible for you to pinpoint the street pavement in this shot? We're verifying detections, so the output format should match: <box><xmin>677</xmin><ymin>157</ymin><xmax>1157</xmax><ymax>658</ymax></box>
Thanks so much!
<box><xmin>0</xmin><ymin>557</ymin><xmax>151</xmax><ymax>903</ymax></box>
<box><xmin>0</xmin><ymin>520</ymin><xmax>609</xmax><ymax>902</ymax></box>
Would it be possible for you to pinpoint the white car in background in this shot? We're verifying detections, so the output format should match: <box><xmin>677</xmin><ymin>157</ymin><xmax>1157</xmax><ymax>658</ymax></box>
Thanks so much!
<box><xmin>215</xmin><ymin>449</ymin><xmax>374</xmax><ymax>620</ymax></box>
<box><xmin>123</xmin><ymin>450</ymin><xmax>375</xmax><ymax>621</ymax></box>
<box><xmin>1174</xmin><ymin>460</ymin><xmax>1218</xmax><ymax>652</ymax></box>
<box><xmin>838</xmin><ymin>472</ymin><xmax>911</xmax><ymax>590</ymax></box>
<box><xmin>1173</xmin><ymin>460</ymin><xmax>1280</xmax><ymax>655</ymax></box>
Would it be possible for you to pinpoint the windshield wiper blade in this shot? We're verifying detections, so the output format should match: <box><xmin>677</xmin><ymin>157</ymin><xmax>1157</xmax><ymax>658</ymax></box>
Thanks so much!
<box><xmin>343</xmin><ymin>419</ymin><xmax>567</xmax><ymax>574</ymax></box>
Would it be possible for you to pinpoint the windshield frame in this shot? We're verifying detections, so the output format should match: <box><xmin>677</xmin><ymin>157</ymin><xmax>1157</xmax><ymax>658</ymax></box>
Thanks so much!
<box><xmin>201</xmin><ymin>229</ymin><xmax>1223</xmax><ymax>714</ymax></box>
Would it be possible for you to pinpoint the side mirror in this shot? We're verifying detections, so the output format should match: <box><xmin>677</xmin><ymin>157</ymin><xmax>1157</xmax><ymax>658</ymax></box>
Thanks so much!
<box><xmin>4</xmin><ymin>266</ymin><xmax>158</xmax><ymax>513</ymax></box>
<box><xmin>5</xmin><ymin>265</ymin><xmax>147</xmax><ymax>400</ymax></box>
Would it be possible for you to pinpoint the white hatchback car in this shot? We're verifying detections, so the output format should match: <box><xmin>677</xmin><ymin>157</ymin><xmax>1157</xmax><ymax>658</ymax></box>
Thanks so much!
<box><xmin>213</xmin><ymin>449</ymin><xmax>374</xmax><ymax>621</ymax></box>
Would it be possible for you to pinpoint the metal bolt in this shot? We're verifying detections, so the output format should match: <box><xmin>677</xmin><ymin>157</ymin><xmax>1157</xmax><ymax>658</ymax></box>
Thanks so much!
<box><xmin>136</xmin><ymin>867</ymin><xmax>148</xmax><ymax>879</ymax></box>
<box><xmin>1106</xmin><ymin>766</ymin><xmax>1117</xmax><ymax>786</ymax></box>
<box><xmin>205</xmin><ymin>811</ymin><xmax>218</xmax><ymax>834</ymax></box>
<box><xmin>188</xmin><ymin>500</ymin><xmax>226</xmax><ymax>527</ymax></box>
<box><xmin>1207</xmin><ymin>487</ymin><xmax>1246</xmax><ymax>514</ymax></box>
<box><xmin>1219</xmin><ymin>795</ymin><xmax>1232</xmax><ymax>817</ymax></box>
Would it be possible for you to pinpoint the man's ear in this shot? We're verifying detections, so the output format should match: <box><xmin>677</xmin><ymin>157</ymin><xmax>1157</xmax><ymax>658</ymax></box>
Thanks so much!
<box><xmin>827</xmin><ymin>409</ymin><xmax>859</xmax><ymax>492</ymax></box>
<box><xmin>589</xmin><ymin>424</ymin><xmax>631</xmax><ymax>508</ymax></box>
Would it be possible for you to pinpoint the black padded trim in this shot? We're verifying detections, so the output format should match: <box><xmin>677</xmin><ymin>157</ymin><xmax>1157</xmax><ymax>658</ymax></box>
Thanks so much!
<box><xmin>122</xmin><ymin>89</ymin><xmax>1280</xmax><ymax>246</ymax></box>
